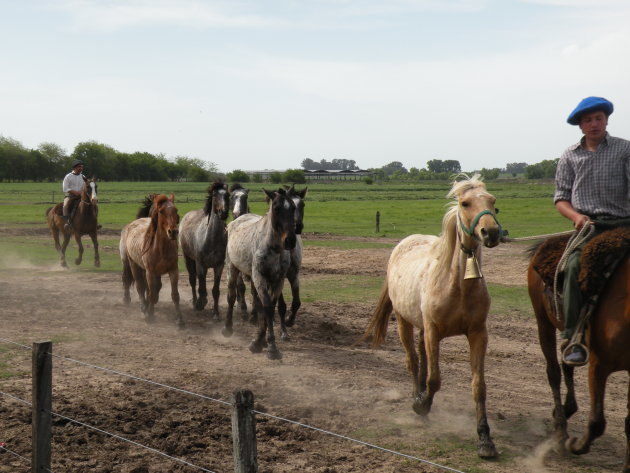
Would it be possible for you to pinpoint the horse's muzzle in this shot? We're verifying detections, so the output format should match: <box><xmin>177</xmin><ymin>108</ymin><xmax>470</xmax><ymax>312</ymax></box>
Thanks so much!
<box><xmin>295</xmin><ymin>222</ymin><xmax>304</xmax><ymax>235</ymax></box>
<box><xmin>167</xmin><ymin>229</ymin><xmax>179</xmax><ymax>240</ymax></box>
<box><xmin>284</xmin><ymin>234</ymin><xmax>297</xmax><ymax>250</ymax></box>
<box><xmin>480</xmin><ymin>227</ymin><xmax>500</xmax><ymax>248</ymax></box>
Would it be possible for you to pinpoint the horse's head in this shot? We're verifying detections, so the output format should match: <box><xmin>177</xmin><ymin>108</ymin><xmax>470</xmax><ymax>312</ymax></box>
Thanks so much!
<box><xmin>449</xmin><ymin>174</ymin><xmax>502</xmax><ymax>249</ymax></box>
<box><xmin>204</xmin><ymin>180</ymin><xmax>229</xmax><ymax>220</ymax></box>
<box><xmin>83</xmin><ymin>177</ymin><xmax>98</xmax><ymax>205</ymax></box>
<box><xmin>263</xmin><ymin>188</ymin><xmax>296</xmax><ymax>250</ymax></box>
<box><xmin>285</xmin><ymin>184</ymin><xmax>307</xmax><ymax>235</ymax></box>
<box><xmin>152</xmin><ymin>194</ymin><xmax>179</xmax><ymax>240</ymax></box>
<box><xmin>229</xmin><ymin>183</ymin><xmax>250</xmax><ymax>219</ymax></box>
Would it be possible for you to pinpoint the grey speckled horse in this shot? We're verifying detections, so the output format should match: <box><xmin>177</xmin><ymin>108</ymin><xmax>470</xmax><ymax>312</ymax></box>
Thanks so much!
<box><xmin>178</xmin><ymin>181</ymin><xmax>230</xmax><ymax>320</ymax></box>
<box><xmin>223</xmin><ymin>188</ymin><xmax>296</xmax><ymax>360</ymax></box>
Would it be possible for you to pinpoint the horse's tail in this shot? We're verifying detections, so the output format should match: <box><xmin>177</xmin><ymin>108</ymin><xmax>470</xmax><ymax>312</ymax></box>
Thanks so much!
<box><xmin>362</xmin><ymin>279</ymin><xmax>393</xmax><ymax>348</ymax></box>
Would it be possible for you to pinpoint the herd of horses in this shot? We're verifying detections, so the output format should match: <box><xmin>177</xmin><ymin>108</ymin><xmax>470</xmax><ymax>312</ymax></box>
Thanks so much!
<box><xmin>45</xmin><ymin>175</ymin><xmax>630</xmax><ymax>471</ymax></box>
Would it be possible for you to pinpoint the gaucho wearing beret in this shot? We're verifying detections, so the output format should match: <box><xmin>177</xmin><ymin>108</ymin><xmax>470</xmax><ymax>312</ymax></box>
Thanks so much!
<box><xmin>567</xmin><ymin>96</ymin><xmax>614</xmax><ymax>125</ymax></box>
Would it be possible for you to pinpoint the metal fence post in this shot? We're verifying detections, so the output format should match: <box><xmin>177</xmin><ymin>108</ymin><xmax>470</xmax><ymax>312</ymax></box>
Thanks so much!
<box><xmin>32</xmin><ymin>341</ymin><xmax>52</xmax><ymax>473</ymax></box>
<box><xmin>231</xmin><ymin>390</ymin><xmax>257</xmax><ymax>473</ymax></box>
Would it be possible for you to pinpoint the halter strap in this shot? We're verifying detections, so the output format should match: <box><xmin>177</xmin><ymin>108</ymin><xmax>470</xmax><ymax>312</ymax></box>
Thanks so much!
<box><xmin>459</xmin><ymin>209</ymin><xmax>502</xmax><ymax>239</ymax></box>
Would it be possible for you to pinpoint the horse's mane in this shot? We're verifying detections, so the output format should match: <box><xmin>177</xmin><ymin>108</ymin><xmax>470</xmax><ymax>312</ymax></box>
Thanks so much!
<box><xmin>432</xmin><ymin>174</ymin><xmax>487</xmax><ymax>279</ymax></box>
<box><xmin>136</xmin><ymin>194</ymin><xmax>156</xmax><ymax>219</ymax></box>
<box><xmin>203</xmin><ymin>180</ymin><xmax>226</xmax><ymax>215</ymax></box>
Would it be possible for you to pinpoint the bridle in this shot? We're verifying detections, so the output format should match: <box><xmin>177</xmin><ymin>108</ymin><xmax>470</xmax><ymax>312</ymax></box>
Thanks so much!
<box><xmin>458</xmin><ymin>209</ymin><xmax>502</xmax><ymax>241</ymax></box>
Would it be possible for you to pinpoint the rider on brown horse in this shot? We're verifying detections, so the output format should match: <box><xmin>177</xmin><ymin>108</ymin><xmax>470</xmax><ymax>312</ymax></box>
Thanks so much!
<box><xmin>554</xmin><ymin>96</ymin><xmax>630</xmax><ymax>365</ymax></box>
<box><xmin>62</xmin><ymin>159</ymin><xmax>87</xmax><ymax>230</ymax></box>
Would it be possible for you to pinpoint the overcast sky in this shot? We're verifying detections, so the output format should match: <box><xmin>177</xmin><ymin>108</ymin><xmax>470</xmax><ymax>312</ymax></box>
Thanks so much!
<box><xmin>1</xmin><ymin>0</ymin><xmax>629</xmax><ymax>173</ymax></box>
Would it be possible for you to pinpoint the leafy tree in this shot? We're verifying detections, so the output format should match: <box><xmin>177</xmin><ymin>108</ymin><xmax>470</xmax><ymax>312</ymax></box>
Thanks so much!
<box><xmin>427</xmin><ymin>159</ymin><xmax>461</xmax><ymax>174</ymax></box>
<box><xmin>525</xmin><ymin>159</ymin><xmax>558</xmax><ymax>179</ymax></box>
<box><xmin>505</xmin><ymin>162</ymin><xmax>528</xmax><ymax>176</ymax></box>
<box><xmin>301</xmin><ymin>158</ymin><xmax>317</xmax><ymax>169</ymax></box>
<box><xmin>331</xmin><ymin>158</ymin><xmax>358</xmax><ymax>170</ymax></box>
<box><xmin>270</xmin><ymin>172</ymin><xmax>283</xmax><ymax>184</ymax></box>
<box><xmin>479</xmin><ymin>168</ymin><xmax>500</xmax><ymax>180</ymax></box>
<box><xmin>252</xmin><ymin>173</ymin><xmax>263</xmax><ymax>183</ymax></box>
<box><xmin>282</xmin><ymin>169</ymin><xmax>306</xmax><ymax>184</ymax></box>
<box><xmin>72</xmin><ymin>141</ymin><xmax>118</xmax><ymax>180</ymax></box>
<box><xmin>381</xmin><ymin>161</ymin><xmax>407</xmax><ymax>176</ymax></box>
<box><xmin>227</xmin><ymin>169</ymin><xmax>250</xmax><ymax>182</ymax></box>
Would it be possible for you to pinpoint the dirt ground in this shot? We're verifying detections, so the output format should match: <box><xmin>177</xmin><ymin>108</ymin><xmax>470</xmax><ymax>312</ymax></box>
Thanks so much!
<box><xmin>1</xmin><ymin>229</ymin><xmax>628</xmax><ymax>473</ymax></box>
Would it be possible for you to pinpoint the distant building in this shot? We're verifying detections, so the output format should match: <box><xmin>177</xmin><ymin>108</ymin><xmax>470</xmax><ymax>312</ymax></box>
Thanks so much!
<box><xmin>245</xmin><ymin>169</ymin><xmax>373</xmax><ymax>181</ymax></box>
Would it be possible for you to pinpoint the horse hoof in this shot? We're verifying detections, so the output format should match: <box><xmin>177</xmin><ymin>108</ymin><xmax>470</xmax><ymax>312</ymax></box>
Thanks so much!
<box><xmin>478</xmin><ymin>442</ymin><xmax>498</xmax><ymax>459</ymax></box>
<box><xmin>212</xmin><ymin>313</ymin><xmax>221</xmax><ymax>323</ymax></box>
<box><xmin>280</xmin><ymin>332</ymin><xmax>290</xmax><ymax>342</ymax></box>
<box><xmin>267</xmin><ymin>348</ymin><xmax>283</xmax><ymax>360</ymax></box>
<box><xmin>194</xmin><ymin>301</ymin><xmax>204</xmax><ymax>311</ymax></box>
<box><xmin>565</xmin><ymin>436</ymin><xmax>588</xmax><ymax>455</ymax></box>
<box><xmin>176</xmin><ymin>320</ymin><xmax>185</xmax><ymax>330</ymax></box>
<box><xmin>145</xmin><ymin>316</ymin><xmax>156</xmax><ymax>324</ymax></box>
<box><xmin>412</xmin><ymin>395</ymin><xmax>432</xmax><ymax>416</ymax></box>
<box><xmin>74</xmin><ymin>259</ymin><xmax>81</xmax><ymax>265</ymax></box>
<box><xmin>249</xmin><ymin>340</ymin><xmax>263</xmax><ymax>354</ymax></box>
<box><xmin>95</xmin><ymin>261</ymin><xmax>101</xmax><ymax>268</ymax></box>
<box><xmin>222</xmin><ymin>327</ymin><xmax>233</xmax><ymax>338</ymax></box>
<box><xmin>286</xmin><ymin>314</ymin><xmax>296</xmax><ymax>328</ymax></box>
<box><xmin>248</xmin><ymin>316</ymin><xmax>258</xmax><ymax>325</ymax></box>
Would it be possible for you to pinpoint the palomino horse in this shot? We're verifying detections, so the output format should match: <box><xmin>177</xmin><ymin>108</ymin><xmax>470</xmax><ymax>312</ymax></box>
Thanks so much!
<box><xmin>223</xmin><ymin>188</ymin><xmax>297</xmax><ymax>360</ymax></box>
<box><xmin>120</xmin><ymin>194</ymin><xmax>183</xmax><ymax>327</ymax></box>
<box><xmin>46</xmin><ymin>177</ymin><xmax>100</xmax><ymax>268</ymax></box>
<box><xmin>178</xmin><ymin>181</ymin><xmax>230</xmax><ymax>320</ymax></box>
<box><xmin>363</xmin><ymin>174</ymin><xmax>502</xmax><ymax>459</ymax></box>
<box><xmin>528</xmin><ymin>232</ymin><xmax>630</xmax><ymax>471</ymax></box>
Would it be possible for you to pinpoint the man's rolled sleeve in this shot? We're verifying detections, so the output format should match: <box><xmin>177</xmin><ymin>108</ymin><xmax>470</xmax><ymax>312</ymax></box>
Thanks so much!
<box><xmin>554</xmin><ymin>155</ymin><xmax>574</xmax><ymax>203</ymax></box>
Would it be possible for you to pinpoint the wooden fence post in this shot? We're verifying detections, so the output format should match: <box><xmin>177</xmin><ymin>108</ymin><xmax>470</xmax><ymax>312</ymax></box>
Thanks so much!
<box><xmin>375</xmin><ymin>211</ymin><xmax>380</xmax><ymax>233</ymax></box>
<box><xmin>231</xmin><ymin>390</ymin><xmax>257</xmax><ymax>473</ymax></box>
<box><xmin>32</xmin><ymin>341</ymin><xmax>52</xmax><ymax>473</ymax></box>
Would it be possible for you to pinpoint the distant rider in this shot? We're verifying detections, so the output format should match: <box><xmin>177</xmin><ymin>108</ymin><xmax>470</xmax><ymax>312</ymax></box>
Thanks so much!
<box><xmin>62</xmin><ymin>159</ymin><xmax>86</xmax><ymax>230</ymax></box>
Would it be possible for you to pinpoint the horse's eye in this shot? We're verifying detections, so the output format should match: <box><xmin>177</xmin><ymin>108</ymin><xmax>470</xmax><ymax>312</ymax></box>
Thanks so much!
<box><xmin>461</xmin><ymin>201</ymin><xmax>469</xmax><ymax>207</ymax></box>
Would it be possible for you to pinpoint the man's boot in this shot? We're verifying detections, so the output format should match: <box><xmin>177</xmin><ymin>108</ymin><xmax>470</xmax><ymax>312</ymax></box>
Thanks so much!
<box><xmin>63</xmin><ymin>215</ymin><xmax>72</xmax><ymax>231</ymax></box>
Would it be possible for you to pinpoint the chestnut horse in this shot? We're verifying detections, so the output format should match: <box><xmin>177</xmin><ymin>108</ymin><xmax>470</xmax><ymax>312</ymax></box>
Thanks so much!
<box><xmin>178</xmin><ymin>181</ymin><xmax>230</xmax><ymax>320</ymax></box>
<box><xmin>363</xmin><ymin>174</ymin><xmax>502</xmax><ymax>459</ymax></box>
<box><xmin>120</xmin><ymin>194</ymin><xmax>183</xmax><ymax>327</ymax></box>
<box><xmin>46</xmin><ymin>177</ymin><xmax>100</xmax><ymax>268</ymax></box>
<box><xmin>528</xmin><ymin>237</ymin><xmax>630</xmax><ymax>471</ymax></box>
<box><xmin>223</xmin><ymin>188</ymin><xmax>297</xmax><ymax>360</ymax></box>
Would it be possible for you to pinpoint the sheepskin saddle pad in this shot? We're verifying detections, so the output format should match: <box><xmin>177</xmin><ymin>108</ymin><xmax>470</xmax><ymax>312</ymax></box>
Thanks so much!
<box><xmin>531</xmin><ymin>226</ymin><xmax>630</xmax><ymax>299</ymax></box>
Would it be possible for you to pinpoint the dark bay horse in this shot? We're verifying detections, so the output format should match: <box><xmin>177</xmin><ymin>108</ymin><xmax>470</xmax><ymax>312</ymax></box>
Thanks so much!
<box><xmin>120</xmin><ymin>194</ymin><xmax>183</xmax><ymax>327</ymax></box>
<box><xmin>528</xmin><ymin>234</ymin><xmax>630</xmax><ymax>471</ymax></box>
<box><xmin>46</xmin><ymin>177</ymin><xmax>100</xmax><ymax>268</ymax></box>
<box><xmin>363</xmin><ymin>174</ymin><xmax>502</xmax><ymax>459</ymax></box>
<box><xmin>178</xmin><ymin>181</ymin><xmax>230</xmax><ymax>320</ymax></box>
<box><xmin>223</xmin><ymin>188</ymin><xmax>297</xmax><ymax>360</ymax></box>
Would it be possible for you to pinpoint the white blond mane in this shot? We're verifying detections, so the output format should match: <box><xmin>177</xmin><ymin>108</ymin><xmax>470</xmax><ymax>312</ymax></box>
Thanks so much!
<box><xmin>432</xmin><ymin>174</ymin><xmax>487</xmax><ymax>278</ymax></box>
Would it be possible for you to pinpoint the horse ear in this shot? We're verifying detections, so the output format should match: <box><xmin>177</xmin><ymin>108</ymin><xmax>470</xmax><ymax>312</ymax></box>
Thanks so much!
<box><xmin>169</xmin><ymin>193</ymin><xmax>175</xmax><ymax>203</ymax></box>
<box><xmin>263</xmin><ymin>188</ymin><xmax>275</xmax><ymax>202</ymax></box>
<box><xmin>298</xmin><ymin>187</ymin><xmax>308</xmax><ymax>199</ymax></box>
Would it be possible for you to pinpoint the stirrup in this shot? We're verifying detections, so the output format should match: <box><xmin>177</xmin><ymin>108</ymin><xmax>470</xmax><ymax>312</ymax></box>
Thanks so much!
<box><xmin>562</xmin><ymin>342</ymin><xmax>589</xmax><ymax>367</ymax></box>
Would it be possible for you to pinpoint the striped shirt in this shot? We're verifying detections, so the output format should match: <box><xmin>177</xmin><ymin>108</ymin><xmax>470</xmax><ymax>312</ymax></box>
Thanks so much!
<box><xmin>554</xmin><ymin>133</ymin><xmax>630</xmax><ymax>218</ymax></box>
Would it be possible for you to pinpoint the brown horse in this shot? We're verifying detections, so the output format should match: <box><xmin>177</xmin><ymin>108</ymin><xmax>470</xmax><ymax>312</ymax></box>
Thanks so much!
<box><xmin>120</xmin><ymin>194</ymin><xmax>183</xmax><ymax>327</ymax></box>
<box><xmin>46</xmin><ymin>177</ymin><xmax>100</xmax><ymax>268</ymax></box>
<box><xmin>528</xmin><ymin>236</ymin><xmax>630</xmax><ymax>471</ymax></box>
<box><xmin>363</xmin><ymin>174</ymin><xmax>502</xmax><ymax>459</ymax></box>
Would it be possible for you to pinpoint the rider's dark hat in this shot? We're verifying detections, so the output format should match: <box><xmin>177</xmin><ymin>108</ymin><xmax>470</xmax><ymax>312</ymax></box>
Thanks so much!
<box><xmin>567</xmin><ymin>96</ymin><xmax>613</xmax><ymax>125</ymax></box>
<box><xmin>72</xmin><ymin>159</ymin><xmax>84</xmax><ymax>168</ymax></box>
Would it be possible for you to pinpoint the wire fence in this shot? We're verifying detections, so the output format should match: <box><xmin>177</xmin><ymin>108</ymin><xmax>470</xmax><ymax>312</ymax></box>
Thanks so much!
<box><xmin>0</xmin><ymin>336</ymin><xmax>467</xmax><ymax>473</ymax></box>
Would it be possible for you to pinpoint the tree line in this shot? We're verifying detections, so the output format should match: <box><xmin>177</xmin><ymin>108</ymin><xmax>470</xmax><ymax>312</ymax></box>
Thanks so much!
<box><xmin>0</xmin><ymin>137</ymin><xmax>219</xmax><ymax>183</ymax></box>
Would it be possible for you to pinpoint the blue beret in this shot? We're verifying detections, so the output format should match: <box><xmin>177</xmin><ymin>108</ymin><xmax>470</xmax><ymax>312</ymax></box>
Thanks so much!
<box><xmin>567</xmin><ymin>96</ymin><xmax>613</xmax><ymax>125</ymax></box>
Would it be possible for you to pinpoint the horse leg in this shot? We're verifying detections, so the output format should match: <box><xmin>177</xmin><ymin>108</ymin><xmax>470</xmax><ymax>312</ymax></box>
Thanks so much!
<box><xmin>566</xmin><ymin>356</ymin><xmax>609</xmax><ymax>455</ymax></box>
<box><xmin>277</xmin><ymin>294</ymin><xmax>289</xmax><ymax>342</ymax></box>
<box><xmin>263</xmin><ymin>293</ymin><xmax>281</xmax><ymax>360</ymax></box>
<box><xmin>73</xmin><ymin>233</ymin><xmax>84</xmax><ymax>266</ymax></box>
<box><xmin>285</xmin><ymin>270</ymin><xmax>301</xmax><ymax>328</ymax></box>
<box><xmin>59</xmin><ymin>232</ymin><xmax>71</xmax><ymax>268</ymax></box>
<box><xmin>624</xmin><ymin>382</ymin><xmax>630</xmax><ymax>473</ymax></box>
<box><xmin>145</xmin><ymin>272</ymin><xmax>162</xmax><ymax>323</ymax></box>
<box><xmin>396</xmin><ymin>315</ymin><xmax>421</xmax><ymax>398</ymax></box>
<box><xmin>236</xmin><ymin>273</ymin><xmax>248</xmax><ymax>319</ymax></box>
<box><xmin>248</xmin><ymin>280</ymin><xmax>259</xmax><ymax>325</ymax></box>
<box><xmin>210</xmin><ymin>264</ymin><xmax>223</xmax><ymax>322</ymax></box>
<box><xmin>467</xmin><ymin>327</ymin><xmax>498</xmax><ymax>459</ymax></box>
<box><xmin>184</xmin><ymin>256</ymin><xmax>198</xmax><ymax>309</ymax></box>
<box><xmin>169</xmin><ymin>269</ymin><xmax>184</xmax><ymax>329</ymax></box>
<box><xmin>536</xmin><ymin>312</ymin><xmax>571</xmax><ymax>445</ymax></box>
<box><xmin>130</xmin><ymin>265</ymin><xmax>148</xmax><ymax>313</ymax></box>
<box><xmin>89</xmin><ymin>231</ymin><xmax>100</xmax><ymax>267</ymax></box>
<box><xmin>222</xmin><ymin>263</ymin><xmax>238</xmax><ymax>337</ymax></box>
<box><xmin>560</xmin><ymin>343</ymin><xmax>578</xmax><ymax>419</ymax></box>
<box><xmin>413</xmin><ymin>323</ymin><xmax>440</xmax><ymax>416</ymax></box>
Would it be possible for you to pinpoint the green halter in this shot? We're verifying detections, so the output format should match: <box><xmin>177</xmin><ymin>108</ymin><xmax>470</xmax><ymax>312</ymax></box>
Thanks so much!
<box><xmin>459</xmin><ymin>209</ymin><xmax>502</xmax><ymax>239</ymax></box>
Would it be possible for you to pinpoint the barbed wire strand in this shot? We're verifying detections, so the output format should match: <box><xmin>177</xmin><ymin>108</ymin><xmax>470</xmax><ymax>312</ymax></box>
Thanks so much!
<box><xmin>0</xmin><ymin>444</ymin><xmax>31</xmax><ymax>467</ymax></box>
<box><xmin>0</xmin><ymin>338</ymin><xmax>467</xmax><ymax>472</ymax></box>
<box><xmin>0</xmin><ymin>391</ymin><xmax>217</xmax><ymax>473</ymax></box>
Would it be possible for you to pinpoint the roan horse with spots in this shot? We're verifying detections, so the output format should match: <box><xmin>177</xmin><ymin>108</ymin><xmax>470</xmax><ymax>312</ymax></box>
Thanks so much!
<box><xmin>120</xmin><ymin>194</ymin><xmax>183</xmax><ymax>327</ymax></box>
<box><xmin>528</xmin><ymin>229</ymin><xmax>630</xmax><ymax>472</ymax></box>
<box><xmin>46</xmin><ymin>177</ymin><xmax>100</xmax><ymax>268</ymax></box>
<box><xmin>363</xmin><ymin>174</ymin><xmax>502</xmax><ymax>459</ymax></box>
<box><xmin>223</xmin><ymin>188</ymin><xmax>296</xmax><ymax>360</ymax></box>
<box><xmin>178</xmin><ymin>181</ymin><xmax>230</xmax><ymax>320</ymax></box>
